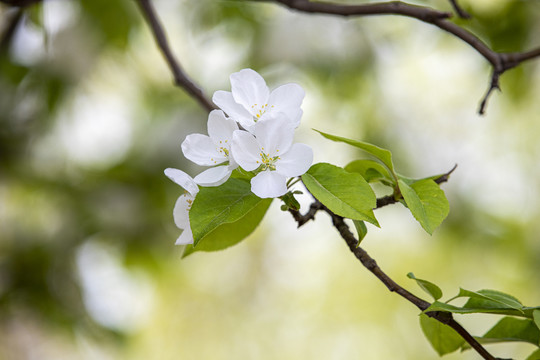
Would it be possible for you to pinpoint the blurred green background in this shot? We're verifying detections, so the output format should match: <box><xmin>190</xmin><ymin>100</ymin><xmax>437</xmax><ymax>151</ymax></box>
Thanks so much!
<box><xmin>1</xmin><ymin>0</ymin><xmax>540</xmax><ymax>359</ymax></box>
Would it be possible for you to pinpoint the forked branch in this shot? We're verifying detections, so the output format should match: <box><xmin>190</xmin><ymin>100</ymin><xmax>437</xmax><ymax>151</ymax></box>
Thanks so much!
<box><xmin>267</xmin><ymin>0</ymin><xmax>540</xmax><ymax>115</ymax></box>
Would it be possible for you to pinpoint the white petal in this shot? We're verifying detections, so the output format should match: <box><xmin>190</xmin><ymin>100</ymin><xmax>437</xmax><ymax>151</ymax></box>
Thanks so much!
<box><xmin>173</xmin><ymin>193</ymin><xmax>193</xmax><ymax>228</ymax></box>
<box><xmin>250</xmin><ymin>170</ymin><xmax>287</xmax><ymax>198</ymax></box>
<box><xmin>230</xmin><ymin>69</ymin><xmax>269</xmax><ymax>112</ymax></box>
<box><xmin>231</xmin><ymin>130</ymin><xmax>261</xmax><ymax>171</ymax></box>
<box><xmin>175</xmin><ymin>228</ymin><xmax>194</xmax><ymax>245</ymax></box>
<box><xmin>182</xmin><ymin>133</ymin><xmax>226</xmax><ymax>166</ymax></box>
<box><xmin>254</xmin><ymin>115</ymin><xmax>295</xmax><ymax>155</ymax></box>
<box><xmin>275</xmin><ymin>143</ymin><xmax>313</xmax><ymax>177</ymax></box>
<box><xmin>194</xmin><ymin>166</ymin><xmax>232</xmax><ymax>187</ymax></box>
<box><xmin>207</xmin><ymin>109</ymin><xmax>238</xmax><ymax>146</ymax></box>
<box><xmin>259</xmin><ymin>109</ymin><xmax>302</xmax><ymax>129</ymax></box>
<box><xmin>164</xmin><ymin>168</ymin><xmax>199</xmax><ymax>196</ymax></box>
<box><xmin>212</xmin><ymin>90</ymin><xmax>253</xmax><ymax>127</ymax></box>
<box><xmin>268</xmin><ymin>83</ymin><xmax>305</xmax><ymax>127</ymax></box>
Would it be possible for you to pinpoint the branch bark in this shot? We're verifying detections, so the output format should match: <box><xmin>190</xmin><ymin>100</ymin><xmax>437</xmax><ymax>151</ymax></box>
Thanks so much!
<box><xmin>376</xmin><ymin>164</ymin><xmax>457</xmax><ymax>209</ymax></box>
<box><xmin>448</xmin><ymin>0</ymin><xmax>470</xmax><ymax>19</ymax></box>
<box><xmin>267</xmin><ymin>0</ymin><xmax>540</xmax><ymax>115</ymax></box>
<box><xmin>136</xmin><ymin>0</ymin><xmax>215</xmax><ymax>113</ymax></box>
<box><xmin>325</xmin><ymin>210</ymin><xmax>498</xmax><ymax>360</ymax></box>
<box><xmin>0</xmin><ymin>7</ymin><xmax>23</xmax><ymax>54</ymax></box>
<box><xmin>289</xmin><ymin>201</ymin><xmax>499</xmax><ymax>360</ymax></box>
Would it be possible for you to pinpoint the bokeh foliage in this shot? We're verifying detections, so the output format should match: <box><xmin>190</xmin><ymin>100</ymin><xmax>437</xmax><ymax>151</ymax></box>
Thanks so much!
<box><xmin>1</xmin><ymin>0</ymin><xmax>539</xmax><ymax>359</ymax></box>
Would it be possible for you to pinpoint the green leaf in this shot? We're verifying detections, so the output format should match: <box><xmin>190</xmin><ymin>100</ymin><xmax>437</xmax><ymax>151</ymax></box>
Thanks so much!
<box><xmin>407</xmin><ymin>272</ymin><xmax>443</xmax><ymax>301</ymax></box>
<box><xmin>345</xmin><ymin>159</ymin><xmax>394</xmax><ymax>185</ymax></box>
<box><xmin>467</xmin><ymin>317</ymin><xmax>540</xmax><ymax>347</ymax></box>
<box><xmin>526</xmin><ymin>348</ymin><xmax>540</xmax><ymax>360</ymax></box>
<box><xmin>419</xmin><ymin>313</ymin><xmax>465</xmax><ymax>356</ymax></box>
<box><xmin>459</xmin><ymin>289</ymin><xmax>524</xmax><ymax>313</ymax></box>
<box><xmin>398</xmin><ymin>179</ymin><xmax>449</xmax><ymax>235</ymax></box>
<box><xmin>314</xmin><ymin>130</ymin><xmax>397</xmax><ymax>181</ymax></box>
<box><xmin>230</xmin><ymin>167</ymin><xmax>254</xmax><ymax>181</ymax></box>
<box><xmin>353</xmin><ymin>220</ymin><xmax>368</xmax><ymax>244</ymax></box>
<box><xmin>426</xmin><ymin>301</ymin><xmax>538</xmax><ymax>319</ymax></box>
<box><xmin>397</xmin><ymin>166</ymin><xmax>455</xmax><ymax>186</ymax></box>
<box><xmin>533</xmin><ymin>310</ymin><xmax>540</xmax><ymax>331</ymax></box>
<box><xmin>183</xmin><ymin>197</ymin><xmax>272</xmax><ymax>257</ymax></box>
<box><xmin>301</xmin><ymin>163</ymin><xmax>379</xmax><ymax>226</ymax></box>
<box><xmin>280</xmin><ymin>191</ymin><xmax>301</xmax><ymax>211</ymax></box>
<box><xmin>189</xmin><ymin>178</ymin><xmax>267</xmax><ymax>246</ymax></box>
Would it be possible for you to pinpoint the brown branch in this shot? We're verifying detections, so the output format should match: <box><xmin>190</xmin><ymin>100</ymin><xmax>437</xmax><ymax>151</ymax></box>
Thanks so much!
<box><xmin>479</xmin><ymin>70</ymin><xmax>501</xmax><ymax>115</ymax></box>
<box><xmin>323</xmin><ymin>209</ymin><xmax>499</xmax><ymax>360</ymax></box>
<box><xmin>288</xmin><ymin>167</ymin><xmax>498</xmax><ymax>358</ymax></box>
<box><xmin>135</xmin><ymin>0</ymin><xmax>216</xmax><ymax>113</ymax></box>
<box><xmin>448</xmin><ymin>0</ymin><xmax>470</xmax><ymax>19</ymax></box>
<box><xmin>288</xmin><ymin>200</ymin><xmax>324</xmax><ymax>226</ymax></box>
<box><xmin>288</xmin><ymin>163</ymin><xmax>457</xmax><ymax>222</ymax></box>
<box><xmin>376</xmin><ymin>164</ymin><xmax>457</xmax><ymax>209</ymax></box>
<box><xmin>267</xmin><ymin>0</ymin><xmax>540</xmax><ymax>115</ymax></box>
<box><xmin>0</xmin><ymin>7</ymin><xmax>23</xmax><ymax>54</ymax></box>
<box><xmin>271</xmin><ymin>0</ymin><xmax>452</xmax><ymax>20</ymax></box>
<box><xmin>289</xmin><ymin>201</ymin><xmax>502</xmax><ymax>358</ymax></box>
<box><xmin>0</xmin><ymin>0</ymin><xmax>41</xmax><ymax>6</ymax></box>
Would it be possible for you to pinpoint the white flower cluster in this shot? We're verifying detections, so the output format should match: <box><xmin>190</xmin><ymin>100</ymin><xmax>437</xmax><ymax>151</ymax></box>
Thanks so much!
<box><xmin>165</xmin><ymin>69</ymin><xmax>313</xmax><ymax>245</ymax></box>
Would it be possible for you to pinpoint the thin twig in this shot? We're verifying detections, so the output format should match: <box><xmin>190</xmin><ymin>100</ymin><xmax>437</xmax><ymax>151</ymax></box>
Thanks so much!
<box><xmin>376</xmin><ymin>164</ymin><xmax>457</xmax><ymax>209</ymax></box>
<box><xmin>288</xmin><ymin>201</ymin><xmax>324</xmax><ymax>226</ymax></box>
<box><xmin>0</xmin><ymin>7</ymin><xmax>23</xmax><ymax>54</ymax></box>
<box><xmin>265</xmin><ymin>0</ymin><xmax>540</xmax><ymax>115</ymax></box>
<box><xmin>269</xmin><ymin>0</ymin><xmax>452</xmax><ymax>20</ymax></box>
<box><xmin>479</xmin><ymin>70</ymin><xmax>501</xmax><ymax>115</ymax></box>
<box><xmin>136</xmin><ymin>0</ymin><xmax>215</xmax><ymax>113</ymax></box>
<box><xmin>448</xmin><ymin>0</ymin><xmax>470</xmax><ymax>19</ymax></box>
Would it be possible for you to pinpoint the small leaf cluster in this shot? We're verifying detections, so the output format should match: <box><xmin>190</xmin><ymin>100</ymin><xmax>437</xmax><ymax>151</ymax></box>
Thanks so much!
<box><xmin>408</xmin><ymin>273</ymin><xmax>540</xmax><ymax>358</ymax></box>
<box><xmin>303</xmin><ymin>130</ymin><xmax>450</xmax><ymax>238</ymax></box>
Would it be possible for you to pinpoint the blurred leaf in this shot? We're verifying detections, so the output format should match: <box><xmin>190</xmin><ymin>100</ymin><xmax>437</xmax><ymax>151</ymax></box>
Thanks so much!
<box><xmin>398</xmin><ymin>179</ymin><xmax>449</xmax><ymax>235</ymax></box>
<box><xmin>183</xmin><ymin>197</ymin><xmax>272</xmax><ymax>256</ymax></box>
<box><xmin>345</xmin><ymin>159</ymin><xmax>394</xmax><ymax>185</ymax></box>
<box><xmin>420</xmin><ymin>313</ymin><xmax>464</xmax><ymax>356</ymax></box>
<box><xmin>302</xmin><ymin>163</ymin><xmax>379</xmax><ymax>226</ymax></box>
<box><xmin>526</xmin><ymin>349</ymin><xmax>540</xmax><ymax>360</ymax></box>
<box><xmin>352</xmin><ymin>220</ymin><xmax>368</xmax><ymax>244</ymax></box>
<box><xmin>407</xmin><ymin>272</ymin><xmax>443</xmax><ymax>301</ymax></box>
<box><xmin>80</xmin><ymin>0</ymin><xmax>139</xmax><ymax>49</ymax></box>
<box><xmin>469</xmin><ymin>1</ymin><xmax>532</xmax><ymax>52</ymax></box>
<box><xmin>314</xmin><ymin>130</ymin><xmax>397</xmax><ymax>182</ymax></box>
<box><xmin>189</xmin><ymin>178</ymin><xmax>267</xmax><ymax>246</ymax></box>
<box><xmin>534</xmin><ymin>310</ymin><xmax>540</xmax><ymax>331</ymax></box>
<box><xmin>461</xmin><ymin>317</ymin><xmax>540</xmax><ymax>350</ymax></box>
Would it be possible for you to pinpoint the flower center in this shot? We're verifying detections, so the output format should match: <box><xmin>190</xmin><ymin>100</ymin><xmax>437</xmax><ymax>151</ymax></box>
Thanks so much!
<box><xmin>211</xmin><ymin>140</ymin><xmax>230</xmax><ymax>164</ymax></box>
<box><xmin>184</xmin><ymin>191</ymin><xmax>194</xmax><ymax>210</ymax></box>
<box><xmin>257</xmin><ymin>148</ymin><xmax>280</xmax><ymax>171</ymax></box>
<box><xmin>251</xmin><ymin>103</ymin><xmax>275</xmax><ymax>122</ymax></box>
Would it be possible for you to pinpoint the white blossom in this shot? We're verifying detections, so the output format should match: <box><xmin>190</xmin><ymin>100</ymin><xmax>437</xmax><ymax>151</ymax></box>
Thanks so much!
<box><xmin>164</xmin><ymin>168</ymin><xmax>199</xmax><ymax>245</ymax></box>
<box><xmin>231</xmin><ymin>116</ymin><xmax>313</xmax><ymax>198</ymax></box>
<box><xmin>181</xmin><ymin>110</ymin><xmax>239</xmax><ymax>186</ymax></box>
<box><xmin>212</xmin><ymin>68</ymin><xmax>305</xmax><ymax>132</ymax></box>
